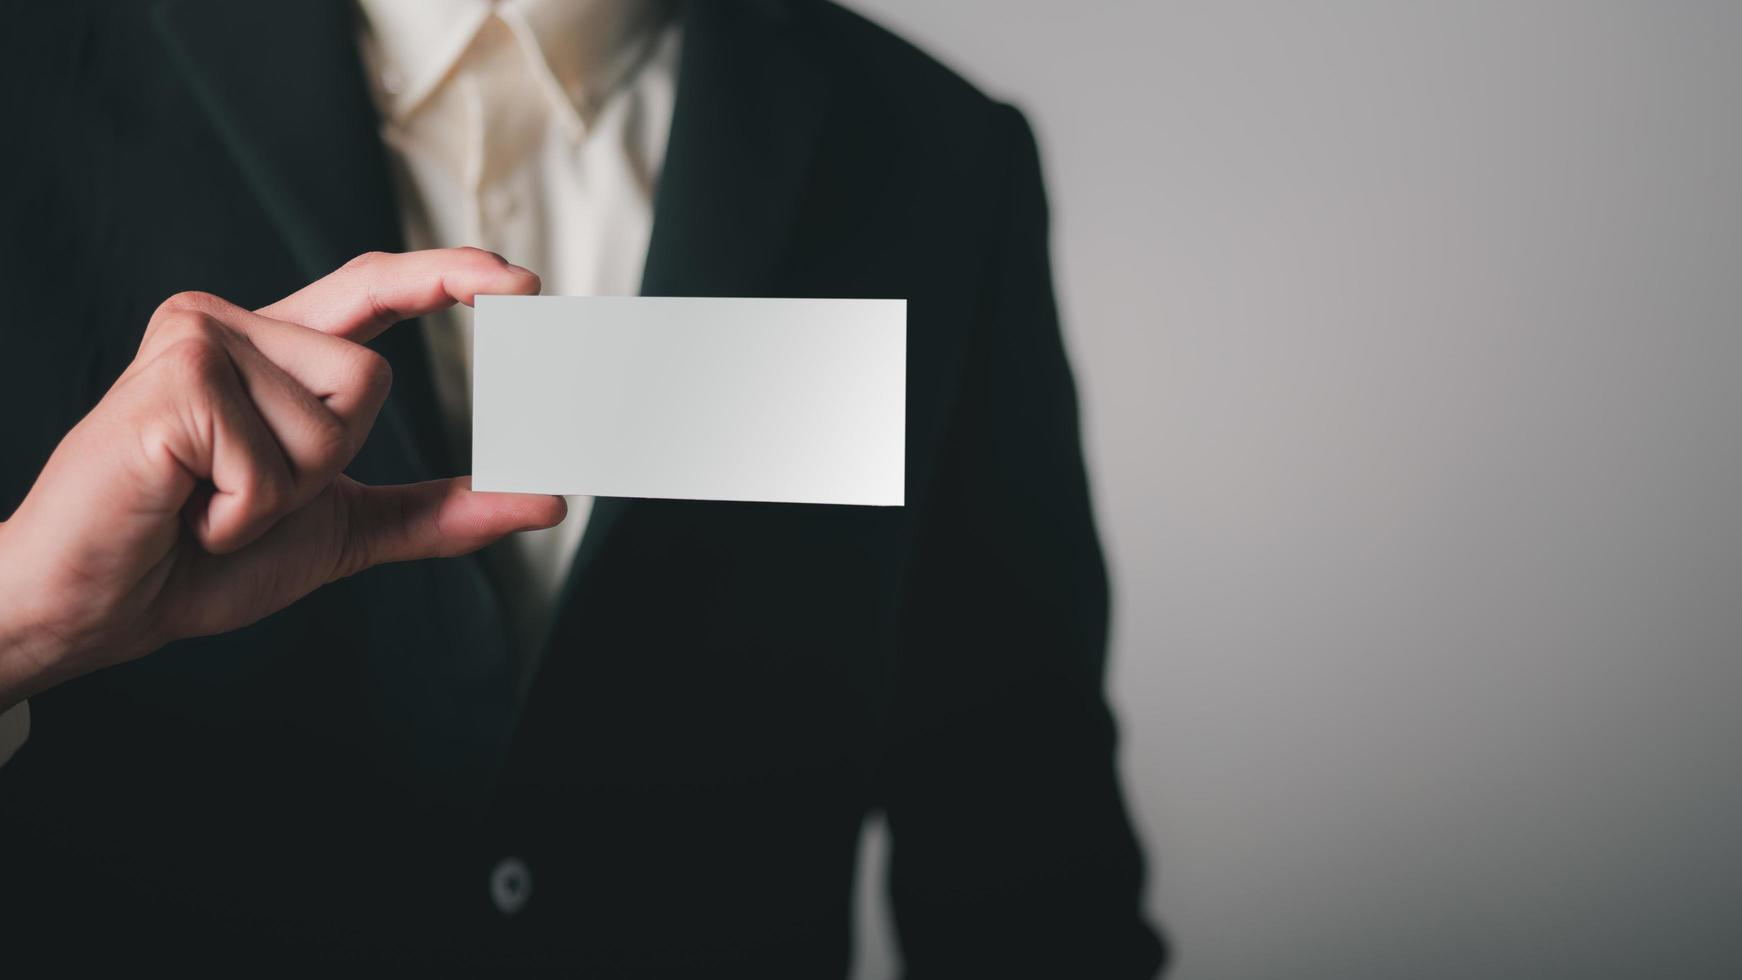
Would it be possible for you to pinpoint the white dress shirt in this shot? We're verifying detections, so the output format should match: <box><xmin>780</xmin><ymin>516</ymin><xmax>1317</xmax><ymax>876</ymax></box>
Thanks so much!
<box><xmin>0</xmin><ymin>0</ymin><xmax>679</xmax><ymax>764</ymax></box>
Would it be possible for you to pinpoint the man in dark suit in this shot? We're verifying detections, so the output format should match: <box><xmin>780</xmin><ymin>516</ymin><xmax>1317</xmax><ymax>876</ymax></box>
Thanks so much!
<box><xmin>0</xmin><ymin>0</ymin><xmax>1164</xmax><ymax>974</ymax></box>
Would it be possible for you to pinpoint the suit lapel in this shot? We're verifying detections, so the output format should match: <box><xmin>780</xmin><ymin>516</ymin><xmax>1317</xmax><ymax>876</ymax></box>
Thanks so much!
<box><xmin>151</xmin><ymin>0</ymin><xmax>452</xmax><ymax>483</ymax></box>
<box><xmin>153</xmin><ymin>0</ymin><xmax>514</xmax><ymax>809</ymax></box>
<box><xmin>560</xmin><ymin>0</ymin><xmax>834</xmax><ymax>588</ymax></box>
<box><xmin>640</xmin><ymin>0</ymin><xmax>831</xmax><ymax>297</ymax></box>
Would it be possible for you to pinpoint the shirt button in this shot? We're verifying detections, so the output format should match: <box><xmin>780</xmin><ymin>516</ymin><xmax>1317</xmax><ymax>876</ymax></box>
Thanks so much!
<box><xmin>490</xmin><ymin>856</ymin><xmax>533</xmax><ymax>917</ymax></box>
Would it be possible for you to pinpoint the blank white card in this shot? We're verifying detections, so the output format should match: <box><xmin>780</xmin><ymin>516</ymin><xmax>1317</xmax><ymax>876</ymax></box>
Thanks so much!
<box><xmin>471</xmin><ymin>296</ymin><xmax>906</xmax><ymax>506</ymax></box>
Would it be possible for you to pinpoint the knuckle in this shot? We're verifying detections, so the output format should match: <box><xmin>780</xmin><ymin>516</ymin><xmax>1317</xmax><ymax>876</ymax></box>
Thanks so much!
<box><xmin>146</xmin><ymin>304</ymin><xmax>226</xmax><ymax>349</ymax></box>
<box><xmin>344</xmin><ymin>250</ymin><xmax>390</xmax><ymax>271</ymax></box>
<box><xmin>156</xmin><ymin>335</ymin><xmax>229</xmax><ymax>389</ymax></box>
<box><xmin>348</xmin><ymin>347</ymin><xmax>394</xmax><ymax>401</ymax></box>
<box><xmin>240</xmin><ymin>458</ymin><xmax>293</xmax><ymax>517</ymax></box>
<box><xmin>154</xmin><ymin>290</ymin><xmax>223</xmax><ymax>318</ymax></box>
<box><xmin>457</xmin><ymin>245</ymin><xmax>507</xmax><ymax>268</ymax></box>
<box><xmin>306</xmin><ymin>409</ymin><xmax>352</xmax><ymax>470</ymax></box>
<box><xmin>329</xmin><ymin>480</ymin><xmax>376</xmax><ymax>580</ymax></box>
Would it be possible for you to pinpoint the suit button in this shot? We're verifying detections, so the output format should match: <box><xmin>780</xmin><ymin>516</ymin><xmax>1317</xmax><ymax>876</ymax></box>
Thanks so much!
<box><xmin>490</xmin><ymin>856</ymin><xmax>532</xmax><ymax>917</ymax></box>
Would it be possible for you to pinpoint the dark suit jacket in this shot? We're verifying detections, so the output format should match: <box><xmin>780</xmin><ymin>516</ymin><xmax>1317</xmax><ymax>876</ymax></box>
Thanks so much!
<box><xmin>0</xmin><ymin>0</ymin><xmax>1164</xmax><ymax>975</ymax></box>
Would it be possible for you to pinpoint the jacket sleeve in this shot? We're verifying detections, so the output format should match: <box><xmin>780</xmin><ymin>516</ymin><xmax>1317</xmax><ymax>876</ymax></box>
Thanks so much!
<box><xmin>0</xmin><ymin>701</ymin><xmax>28</xmax><ymax>767</ymax></box>
<box><xmin>882</xmin><ymin>103</ymin><xmax>1167</xmax><ymax>979</ymax></box>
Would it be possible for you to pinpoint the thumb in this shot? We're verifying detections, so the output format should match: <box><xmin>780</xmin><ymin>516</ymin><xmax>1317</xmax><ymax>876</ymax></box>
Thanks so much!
<box><xmin>333</xmin><ymin>476</ymin><xmax>567</xmax><ymax>580</ymax></box>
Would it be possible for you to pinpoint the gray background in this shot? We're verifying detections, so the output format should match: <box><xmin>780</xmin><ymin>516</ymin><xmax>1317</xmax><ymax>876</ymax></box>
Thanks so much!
<box><xmin>841</xmin><ymin>2</ymin><xmax>1742</xmax><ymax>977</ymax></box>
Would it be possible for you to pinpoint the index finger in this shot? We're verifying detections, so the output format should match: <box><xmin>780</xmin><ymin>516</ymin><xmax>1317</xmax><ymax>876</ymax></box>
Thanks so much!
<box><xmin>257</xmin><ymin>248</ymin><xmax>541</xmax><ymax>343</ymax></box>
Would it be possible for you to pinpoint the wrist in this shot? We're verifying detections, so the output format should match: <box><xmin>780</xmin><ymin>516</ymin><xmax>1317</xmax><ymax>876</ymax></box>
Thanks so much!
<box><xmin>0</xmin><ymin>521</ymin><xmax>76</xmax><ymax>709</ymax></box>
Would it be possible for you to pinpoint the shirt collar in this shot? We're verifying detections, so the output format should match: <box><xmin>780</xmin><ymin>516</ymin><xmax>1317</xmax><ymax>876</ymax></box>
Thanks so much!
<box><xmin>356</xmin><ymin>0</ymin><xmax>670</xmax><ymax>129</ymax></box>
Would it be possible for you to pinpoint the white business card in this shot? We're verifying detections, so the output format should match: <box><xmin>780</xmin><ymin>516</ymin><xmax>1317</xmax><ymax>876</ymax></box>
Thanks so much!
<box><xmin>471</xmin><ymin>295</ymin><xmax>906</xmax><ymax>506</ymax></box>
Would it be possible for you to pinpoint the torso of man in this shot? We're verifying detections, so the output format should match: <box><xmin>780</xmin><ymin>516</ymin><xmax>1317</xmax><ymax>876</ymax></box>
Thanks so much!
<box><xmin>0</xmin><ymin>2</ymin><xmax>1164</xmax><ymax>972</ymax></box>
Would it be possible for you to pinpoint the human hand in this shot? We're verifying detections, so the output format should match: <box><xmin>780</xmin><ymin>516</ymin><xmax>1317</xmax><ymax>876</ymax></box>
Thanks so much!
<box><xmin>0</xmin><ymin>248</ymin><xmax>565</xmax><ymax>707</ymax></box>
